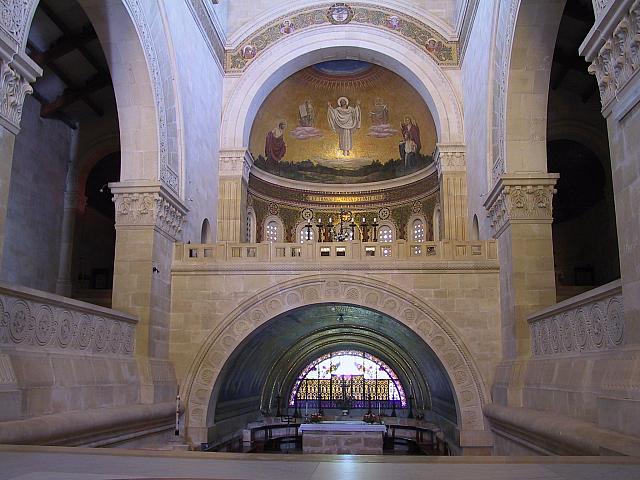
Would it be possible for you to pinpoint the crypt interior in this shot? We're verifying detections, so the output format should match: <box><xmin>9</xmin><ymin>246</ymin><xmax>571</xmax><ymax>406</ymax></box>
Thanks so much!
<box><xmin>0</xmin><ymin>0</ymin><xmax>640</xmax><ymax>478</ymax></box>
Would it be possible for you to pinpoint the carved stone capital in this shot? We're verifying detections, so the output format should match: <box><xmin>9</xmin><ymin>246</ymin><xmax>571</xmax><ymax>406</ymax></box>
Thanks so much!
<box><xmin>219</xmin><ymin>149</ymin><xmax>253</xmax><ymax>181</ymax></box>
<box><xmin>0</xmin><ymin>1</ymin><xmax>32</xmax><ymax>49</ymax></box>
<box><xmin>0</xmin><ymin>48</ymin><xmax>41</xmax><ymax>134</ymax></box>
<box><xmin>109</xmin><ymin>182</ymin><xmax>189</xmax><ymax>240</ymax></box>
<box><xmin>581</xmin><ymin>0</ymin><xmax>640</xmax><ymax>114</ymax></box>
<box><xmin>434</xmin><ymin>144</ymin><xmax>466</xmax><ymax>177</ymax></box>
<box><xmin>483</xmin><ymin>174</ymin><xmax>559</xmax><ymax>238</ymax></box>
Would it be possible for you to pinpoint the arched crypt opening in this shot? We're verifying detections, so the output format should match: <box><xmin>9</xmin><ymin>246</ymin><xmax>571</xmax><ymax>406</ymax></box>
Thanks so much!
<box><xmin>210</xmin><ymin>304</ymin><xmax>459</xmax><ymax>440</ymax></box>
<box><xmin>176</xmin><ymin>274</ymin><xmax>495</xmax><ymax>454</ymax></box>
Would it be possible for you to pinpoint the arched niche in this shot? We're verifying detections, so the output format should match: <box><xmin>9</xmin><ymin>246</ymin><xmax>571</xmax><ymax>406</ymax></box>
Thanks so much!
<box><xmin>220</xmin><ymin>25</ymin><xmax>464</xmax><ymax>152</ymax></box>
<box><xmin>181</xmin><ymin>274</ymin><xmax>489</xmax><ymax>445</ymax></box>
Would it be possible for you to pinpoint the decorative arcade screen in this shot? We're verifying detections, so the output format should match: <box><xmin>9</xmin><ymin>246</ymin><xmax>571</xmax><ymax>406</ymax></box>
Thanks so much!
<box><xmin>289</xmin><ymin>350</ymin><xmax>407</xmax><ymax>410</ymax></box>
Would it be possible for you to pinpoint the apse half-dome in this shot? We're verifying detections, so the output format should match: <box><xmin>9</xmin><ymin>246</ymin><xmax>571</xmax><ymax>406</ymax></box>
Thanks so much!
<box><xmin>249</xmin><ymin>60</ymin><xmax>437</xmax><ymax>184</ymax></box>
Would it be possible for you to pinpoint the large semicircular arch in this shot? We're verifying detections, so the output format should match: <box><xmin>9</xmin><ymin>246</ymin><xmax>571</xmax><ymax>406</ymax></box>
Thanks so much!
<box><xmin>183</xmin><ymin>274</ymin><xmax>487</xmax><ymax>444</ymax></box>
<box><xmin>220</xmin><ymin>24</ymin><xmax>464</xmax><ymax>151</ymax></box>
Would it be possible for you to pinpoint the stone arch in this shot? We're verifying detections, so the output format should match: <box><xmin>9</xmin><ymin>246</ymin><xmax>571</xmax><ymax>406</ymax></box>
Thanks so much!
<box><xmin>499</xmin><ymin>0</ymin><xmax>567</xmax><ymax>177</ymax></box>
<box><xmin>182</xmin><ymin>274</ymin><xmax>489</xmax><ymax>444</ymax></box>
<box><xmin>19</xmin><ymin>0</ymin><xmax>182</xmax><ymax>195</ymax></box>
<box><xmin>220</xmin><ymin>24</ymin><xmax>464</xmax><ymax>151</ymax></box>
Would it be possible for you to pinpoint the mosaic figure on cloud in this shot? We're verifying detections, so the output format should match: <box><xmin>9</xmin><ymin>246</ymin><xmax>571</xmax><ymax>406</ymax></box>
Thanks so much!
<box><xmin>327</xmin><ymin>96</ymin><xmax>361</xmax><ymax>156</ymax></box>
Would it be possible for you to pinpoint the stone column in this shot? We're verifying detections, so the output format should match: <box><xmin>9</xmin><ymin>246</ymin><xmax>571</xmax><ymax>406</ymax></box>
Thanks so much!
<box><xmin>0</xmin><ymin>40</ymin><xmax>42</xmax><ymax>266</ymax></box>
<box><xmin>435</xmin><ymin>144</ymin><xmax>468</xmax><ymax>240</ymax></box>
<box><xmin>216</xmin><ymin>149</ymin><xmax>252</xmax><ymax>242</ymax></box>
<box><xmin>581</xmin><ymin>0</ymin><xmax>640</xmax><ymax>345</ymax></box>
<box><xmin>110</xmin><ymin>181</ymin><xmax>188</xmax><ymax>359</ymax></box>
<box><xmin>55</xmin><ymin>129</ymin><xmax>85</xmax><ymax>296</ymax></box>
<box><xmin>484</xmin><ymin>173</ymin><xmax>558</xmax><ymax>406</ymax></box>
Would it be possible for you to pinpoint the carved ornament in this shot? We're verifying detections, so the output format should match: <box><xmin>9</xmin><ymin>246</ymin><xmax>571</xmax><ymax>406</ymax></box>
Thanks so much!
<box><xmin>111</xmin><ymin>182</ymin><xmax>188</xmax><ymax>240</ymax></box>
<box><xmin>0</xmin><ymin>284</ymin><xmax>136</xmax><ymax>356</ymax></box>
<box><xmin>529</xmin><ymin>280</ymin><xmax>624</xmax><ymax>356</ymax></box>
<box><xmin>434</xmin><ymin>143</ymin><xmax>466</xmax><ymax>176</ymax></box>
<box><xmin>583</xmin><ymin>0</ymin><xmax>640</xmax><ymax>111</ymax></box>
<box><xmin>483</xmin><ymin>174</ymin><xmax>558</xmax><ymax>237</ymax></box>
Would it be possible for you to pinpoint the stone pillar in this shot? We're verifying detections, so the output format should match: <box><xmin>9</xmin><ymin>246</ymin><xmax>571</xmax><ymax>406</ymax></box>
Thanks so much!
<box><xmin>110</xmin><ymin>181</ymin><xmax>188</xmax><ymax>359</ymax></box>
<box><xmin>484</xmin><ymin>173</ymin><xmax>558</xmax><ymax>406</ymax></box>
<box><xmin>581</xmin><ymin>0</ymin><xmax>640</xmax><ymax>345</ymax></box>
<box><xmin>0</xmin><ymin>39</ymin><xmax>42</xmax><ymax>267</ymax></box>
<box><xmin>435</xmin><ymin>144</ymin><xmax>468</xmax><ymax>240</ymax></box>
<box><xmin>216</xmin><ymin>149</ymin><xmax>252</xmax><ymax>242</ymax></box>
<box><xmin>55</xmin><ymin>129</ymin><xmax>84</xmax><ymax>296</ymax></box>
<box><xmin>0</xmin><ymin>126</ymin><xmax>15</xmax><ymax>267</ymax></box>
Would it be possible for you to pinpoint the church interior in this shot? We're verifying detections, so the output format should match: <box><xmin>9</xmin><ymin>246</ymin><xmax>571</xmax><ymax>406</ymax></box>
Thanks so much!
<box><xmin>0</xmin><ymin>0</ymin><xmax>640</xmax><ymax>478</ymax></box>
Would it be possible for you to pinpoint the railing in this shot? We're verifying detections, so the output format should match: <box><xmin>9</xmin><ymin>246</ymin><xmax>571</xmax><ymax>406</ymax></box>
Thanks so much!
<box><xmin>174</xmin><ymin>240</ymin><xmax>497</xmax><ymax>264</ymax></box>
<box><xmin>239</xmin><ymin>418</ymin><xmax>446</xmax><ymax>454</ymax></box>
<box><xmin>528</xmin><ymin>279</ymin><xmax>624</xmax><ymax>357</ymax></box>
<box><xmin>0</xmin><ymin>281</ymin><xmax>136</xmax><ymax>356</ymax></box>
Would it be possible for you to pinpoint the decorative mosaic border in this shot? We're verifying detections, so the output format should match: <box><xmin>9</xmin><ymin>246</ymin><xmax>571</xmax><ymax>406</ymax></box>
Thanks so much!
<box><xmin>225</xmin><ymin>2</ymin><xmax>459</xmax><ymax>73</ymax></box>
<box><xmin>248</xmin><ymin>170</ymin><xmax>439</xmax><ymax>209</ymax></box>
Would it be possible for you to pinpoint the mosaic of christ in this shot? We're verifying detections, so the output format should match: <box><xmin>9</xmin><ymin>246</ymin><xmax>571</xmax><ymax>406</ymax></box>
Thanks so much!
<box><xmin>249</xmin><ymin>60</ymin><xmax>437</xmax><ymax>184</ymax></box>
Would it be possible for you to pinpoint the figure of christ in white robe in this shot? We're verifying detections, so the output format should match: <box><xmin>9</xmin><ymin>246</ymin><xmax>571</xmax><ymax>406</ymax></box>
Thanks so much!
<box><xmin>327</xmin><ymin>97</ymin><xmax>361</xmax><ymax>156</ymax></box>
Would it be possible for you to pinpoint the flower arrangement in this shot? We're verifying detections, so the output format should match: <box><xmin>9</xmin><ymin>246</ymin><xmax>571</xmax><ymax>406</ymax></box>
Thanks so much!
<box><xmin>309</xmin><ymin>413</ymin><xmax>323</xmax><ymax>423</ymax></box>
<box><xmin>362</xmin><ymin>413</ymin><xmax>380</xmax><ymax>424</ymax></box>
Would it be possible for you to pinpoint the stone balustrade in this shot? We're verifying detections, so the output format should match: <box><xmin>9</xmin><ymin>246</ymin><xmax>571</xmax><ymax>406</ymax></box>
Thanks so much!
<box><xmin>174</xmin><ymin>240</ymin><xmax>497</xmax><ymax>266</ymax></box>
<box><xmin>528</xmin><ymin>280</ymin><xmax>624</xmax><ymax>357</ymax></box>
<box><xmin>0</xmin><ymin>281</ymin><xmax>136</xmax><ymax>356</ymax></box>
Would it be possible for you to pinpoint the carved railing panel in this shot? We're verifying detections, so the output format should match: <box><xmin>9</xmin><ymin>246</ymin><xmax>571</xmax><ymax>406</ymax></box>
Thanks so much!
<box><xmin>0</xmin><ymin>282</ymin><xmax>136</xmax><ymax>356</ymax></box>
<box><xmin>529</xmin><ymin>280</ymin><xmax>624</xmax><ymax>357</ymax></box>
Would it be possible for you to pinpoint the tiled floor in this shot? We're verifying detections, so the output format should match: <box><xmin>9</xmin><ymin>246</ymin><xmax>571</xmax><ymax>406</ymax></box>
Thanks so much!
<box><xmin>1</xmin><ymin>446</ymin><xmax>639</xmax><ymax>480</ymax></box>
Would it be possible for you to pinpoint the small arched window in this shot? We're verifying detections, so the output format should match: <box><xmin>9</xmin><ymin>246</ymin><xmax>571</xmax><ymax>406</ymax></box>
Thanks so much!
<box><xmin>299</xmin><ymin>224</ymin><xmax>314</xmax><ymax>243</ymax></box>
<box><xmin>246</xmin><ymin>208</ymin><xmax>256</xmax><ymax>243</ymax></box>
<box><xmin>471</xmin><ymin>214</ymin><xmax>480</xmax><ymax>241</ymax></box>
<box><xmin>433</xmin><ymin>205</ymin><xmax>441</xmax><ymax>241</ymax></box>
<box><xmin>379</xmin><ymin>225</ymin><xmax>393</xmax><ymax>243</ymax></box>
<box><xmin>412</xmin><ymin>218</ymin><xmax>425</xmax><ymax>242</ymax></box>
<box><xmin>263</xmin><ymin>215</ymin><xmax>283</xmax><ymax>243</ymax></box>
<box><xmin>200</xmin><ymin>218</ymin><xmax>212</xmax><ymax>243</ymax></box>
<box><xmin>266</xmin><ymin>221</ymin><xmax>278</xmax><ymax>243</ymax></box>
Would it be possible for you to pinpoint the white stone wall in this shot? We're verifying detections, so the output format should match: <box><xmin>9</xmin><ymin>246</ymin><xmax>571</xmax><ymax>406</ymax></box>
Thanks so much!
<box><xmin>461</xmin><ymin>0</ymin><xmax>494</xmax><ymax>240</ymax></box>
<box><xmin>0</xmin><ymin>96</ymin><xmax>72</xmax><ymax>293</ymax></box>
<box><xmin>162</xmin><ymin>1</ymin><xmax>222</xmax><ymax>242</ymax></box>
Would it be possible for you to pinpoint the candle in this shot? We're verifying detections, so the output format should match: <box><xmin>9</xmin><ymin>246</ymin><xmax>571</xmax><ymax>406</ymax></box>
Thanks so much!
<box><xmin>362</xmin><ymin>217</ymin><xmax>365</xmax><ymax>223</ymax></box>
<box><xmin>373</xmin><ymin>217</ymin><xmax>377</xmax><ymax>223</ymax></box>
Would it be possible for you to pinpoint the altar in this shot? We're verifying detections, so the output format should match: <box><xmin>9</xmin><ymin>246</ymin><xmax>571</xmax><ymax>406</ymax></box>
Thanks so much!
<box><xmin>299</xmin><ymin>421</ymin><xmax>386</xmax><ymax>455</ymax></box>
